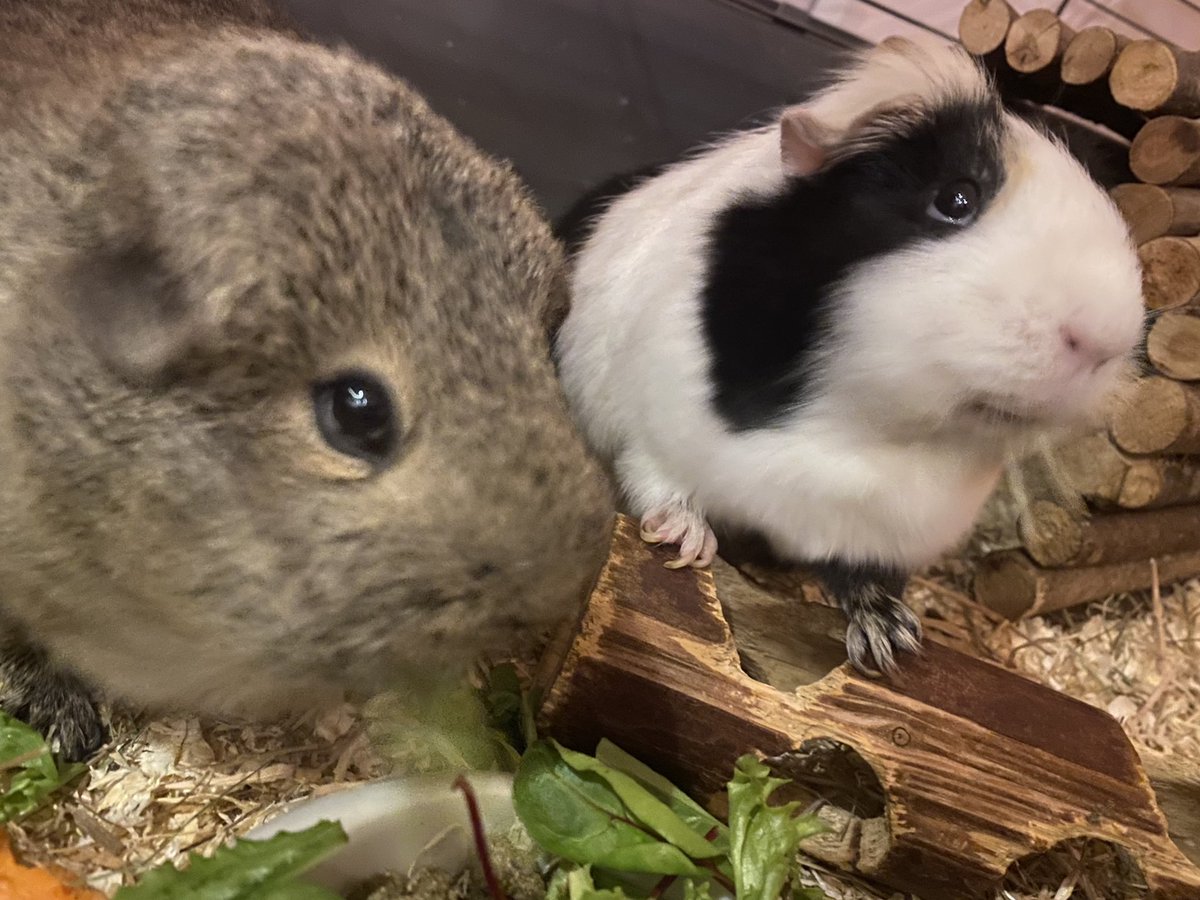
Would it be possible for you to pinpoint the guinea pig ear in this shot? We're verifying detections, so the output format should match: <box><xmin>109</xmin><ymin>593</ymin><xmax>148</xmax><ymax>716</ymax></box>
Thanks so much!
<box><xmin>781</xmin><ymin>93</ymin><xmax>927</xmax><ymax>177</ymax></box>
<box><xmin>59</xmin><ymin>158</ymin><xmax>231</xmax><ymax>382</ymax></box>
<box><xmin>779</xmin><ymin>107</ymin><xmax>835</xmax><ymax>177</ymax></box>
<box><xmin>64</xmin><ymin>242</ymin><xmax>211</xmax><ymax>381</ymax></box>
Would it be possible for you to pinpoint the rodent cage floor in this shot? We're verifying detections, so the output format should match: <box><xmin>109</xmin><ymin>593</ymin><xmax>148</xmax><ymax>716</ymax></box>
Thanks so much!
<box><xmin>11</xmin><ymin>546</ymin><xmax>1198</xmax><ymax>899</ymax></box>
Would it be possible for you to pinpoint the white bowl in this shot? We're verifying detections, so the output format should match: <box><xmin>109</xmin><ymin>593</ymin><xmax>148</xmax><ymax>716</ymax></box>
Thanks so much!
<box><xmin>248</xmin><ymin>773</ymin><xmax>733</xmax><ymax>898</ymax></box>
<box><xmin>246</xmin><ymin>773</ymin><xmax>516</xmax><ymax>893</ymax></box>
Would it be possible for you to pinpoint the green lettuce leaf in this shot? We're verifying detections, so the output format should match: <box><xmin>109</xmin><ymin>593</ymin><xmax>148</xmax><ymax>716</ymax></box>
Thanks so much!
<box><xmin>554</xmin><ymin>741</ymin><xmax>723</xmax><ymax>860</ymax></box>
<box><xmin>113</xmin><ymin>820</ymin><xmax>347</xmax><ymax>900</ymax></box>
<box><xmin>0</xmin><ymin>710</ymin><xmax>86</xmax><ymax>823</ymax></box>
<box><xmin>727</xmin><ymin>755</ymin><xmax>826</xmax><ymax>900</ymax></box>
<box><xmin>514</xmin><ymin>740</ymin><xmax>708</xmax><ymax>877</ymax></box>
<box><xmin>593</xmin><ymin>739</ymin><xmax>727</xmax><ymax>854</ymax></box>
<box><xmin>546</xmin><ymin>865</ymin><xmax>631</xmax><ymax>900</ymax></box>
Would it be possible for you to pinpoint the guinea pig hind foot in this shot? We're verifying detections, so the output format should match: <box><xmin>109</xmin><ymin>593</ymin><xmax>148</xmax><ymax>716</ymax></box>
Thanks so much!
<box><xmin>0</xmin><ymin>643</ymin><xmax>107</xmax><ymax>763</ymax></box>
<box><xmin>638</xmin><ymin>499</ymin><xmax>718</xmax><ymax>569</ymax></box>
<box><xmin>814</xmin><ymin>561</ymin><xmax>923</xmax><ymax>677</ymax></box>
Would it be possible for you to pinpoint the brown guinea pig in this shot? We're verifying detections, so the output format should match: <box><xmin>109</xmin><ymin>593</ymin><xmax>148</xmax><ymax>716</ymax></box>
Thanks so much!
<box><xmin>0</xmin><ymin>0</ymin><xmax>614</xmax><ymax>760</ymax></box>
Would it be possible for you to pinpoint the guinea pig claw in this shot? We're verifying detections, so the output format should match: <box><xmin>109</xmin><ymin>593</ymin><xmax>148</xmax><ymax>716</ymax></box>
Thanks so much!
<box><xmin>690</xmin><ymin>529</ymin><xmax>719</xmax><ymax>569</ymax></box>
<box><xmin>639</xmin><ymin>502</ymin><xmax>717</xmax><ymax>569</ymax></box>
<box><xmin>845</xmin><ymin>600</ymin><xmax>923</xmax><ymax>678</ymax></box>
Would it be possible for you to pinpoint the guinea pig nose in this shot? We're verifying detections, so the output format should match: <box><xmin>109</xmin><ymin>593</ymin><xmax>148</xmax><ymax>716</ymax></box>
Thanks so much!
<box><xmin>1059</xmin><ymin>322</ymin><xmax>1123</xmax><ymax>372</ymax></box>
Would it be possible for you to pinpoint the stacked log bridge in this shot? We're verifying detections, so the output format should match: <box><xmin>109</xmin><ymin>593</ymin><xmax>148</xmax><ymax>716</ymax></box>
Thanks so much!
<box><xmin>974</xmin><ymin>396</ymin><xmax>1200</xmax><ymax>616</ymax></box>
<box><xmin>958</xmin><ymin>3</ymin><xmax>1142</xmax><ymax>139</ymax></box>
<box><xmin>956</xmin><ymin>6</ymin><xmax>1200</xmax><ymax>617</ymax></box>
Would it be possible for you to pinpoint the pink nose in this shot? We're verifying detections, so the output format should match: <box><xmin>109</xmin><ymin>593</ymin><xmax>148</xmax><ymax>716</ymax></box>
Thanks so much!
<box><xmin>1060</xmin><ymin>323</ymin><xmax>1127</xmax><ymax>372</ymax></box>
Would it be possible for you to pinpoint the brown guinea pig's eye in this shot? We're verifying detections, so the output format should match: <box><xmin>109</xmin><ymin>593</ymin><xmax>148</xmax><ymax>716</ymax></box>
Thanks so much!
<box><xmin>313</xmin><ymin>373</ymin><xmax>398</xmax><ymax>464</ymax></box>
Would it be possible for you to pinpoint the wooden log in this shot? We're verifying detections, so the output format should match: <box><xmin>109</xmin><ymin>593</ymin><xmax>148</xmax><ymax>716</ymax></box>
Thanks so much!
<box><xmin>1111</xmin><ymin>40</ymin><xmax>1200</xmax><ymax>117</ymax></box>
<box><xmin>1130</xmin><ymin>116</ymin><xmax>1200</xmax><ymax>186</ymax></box>
<box><xmin>537</xmin><ymin>515</ymin><xmax>1200</xmax><ymax>898</ymax></box>
<box><xmin>975</xmin><ymin>547</ymin><xmax>1200</xmax><ymax>618</ymax></box>
<box><xmin>1138</xmin><ymin>235</ymin><xmax>1200</xmax><ymax>310</ymax></box>
<box><xmin>1110</xmin><ymin>376</ymin><xmax>1200</xmax><ymax>455</ymax></box>
<box><xmin>1055</xmin><ymin>432</ymin><xmax>1129</xmax><ymax>506</ymax></box>
<box><xmin>1121</xmin><ymin>454</ymin><xmax>1200</xmax><ymax>508</ymax></box>
<box><xmin>1055</xmin><ymin>431</ymin><xmax>1200</xmax><ymax>509</ymax></box>
<box><xmin>1062</xmin><ymin>26</ymin><xmax>1128</xmax><ymax>86</ymax></box>
<box><xmin>1111</xmin><ymin>183</ymin><xmax>1200</xmax><ymax>245</ymax></box>
<box><xmin>1018</xmin><ymin>499</ymin><xmax>1200</xmax><ymax>567</ymax></box>
<box><xmin>1005</xmin><ymin>9</ymin><xmax>1074</xmax><ymax>75</ymax></box>
<box><xmin>958</xmin><ymin>0</ymin><xmax>1016</xmax><ymax>58</ymax></box>
<box><xmin>1147</xmin><ymin>310</ymin><xmax>1200</xmax><ymax>379</ymax></box>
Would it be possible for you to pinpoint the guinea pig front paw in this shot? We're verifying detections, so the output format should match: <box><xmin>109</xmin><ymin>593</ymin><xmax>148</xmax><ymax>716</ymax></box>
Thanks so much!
<box><xmin>639</xmin><ymin>500</ymin><xmax>718</xmax><ymax>569</ymax></box>
<box><xmin>842</xmin><ymin>590</ymin><xmax>923</xmax><ymax>677</ymax></box>
<box><xmin>0</xmin><ymin>666</ymin><xmax>107</xmax><ymax>763</ymax></box>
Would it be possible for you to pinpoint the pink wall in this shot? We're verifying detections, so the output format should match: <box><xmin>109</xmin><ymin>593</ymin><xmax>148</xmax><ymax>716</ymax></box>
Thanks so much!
<box><xmin>791</xmin><ymin>0</ymin><xmax>1200</xmax><ymax>51</ymax></box>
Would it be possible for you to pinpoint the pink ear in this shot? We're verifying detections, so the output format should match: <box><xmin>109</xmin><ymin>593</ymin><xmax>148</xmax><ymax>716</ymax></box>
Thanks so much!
<box><xmin>779</xmin><ymin>107</ymin><xmax>830</xmax><ymax>177</ymax></box>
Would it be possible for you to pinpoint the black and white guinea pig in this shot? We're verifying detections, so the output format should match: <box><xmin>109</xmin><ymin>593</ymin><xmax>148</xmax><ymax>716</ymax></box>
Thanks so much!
<box><xmin>554</xmin><ymin>36</ymin><xmax>1144</xmax><ymax>675</ymax></box>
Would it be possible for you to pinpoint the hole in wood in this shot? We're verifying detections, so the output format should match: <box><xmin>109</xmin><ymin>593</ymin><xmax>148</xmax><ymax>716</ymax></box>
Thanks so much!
<box><xmin>764</xmin><ymin>739</ymin><xmax>891</xmax><ymax>873</ymax></box>
<box><xmin>713</xmin><ymin>559</ymin><xmax>848</xmax><ymax>692</ymax></box>
<box><xmin>765</xmin><ymin>738</ymin><xmax>886</xmax><ymax>819</ymax></box>
<box><xmin>1148</xmin><ymin>760</ymin><xmax>1200</xmax><ymax>867</ymax></box>
<box><xmin>995</xmin><ymin>836</ymin><xmax>1149</xmax><ymax>899</ymax></box>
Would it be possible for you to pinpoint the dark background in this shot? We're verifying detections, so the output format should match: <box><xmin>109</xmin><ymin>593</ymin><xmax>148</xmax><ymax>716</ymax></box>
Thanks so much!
<box><xmin>277</xmin><ymin>0</ymin><xmax>859</xmax><ymax>220</ymax></box>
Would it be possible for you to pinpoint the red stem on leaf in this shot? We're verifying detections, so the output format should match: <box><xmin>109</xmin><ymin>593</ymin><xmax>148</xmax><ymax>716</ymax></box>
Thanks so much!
<box><xmin>649</xmin><ymin>873</ymin><xmax>678</xmax><ymax>898</ymax></box>
<box><xmin>453</xmin><ymin>774</ymin><xmax>508</xmax><ymax>900</ymax></box>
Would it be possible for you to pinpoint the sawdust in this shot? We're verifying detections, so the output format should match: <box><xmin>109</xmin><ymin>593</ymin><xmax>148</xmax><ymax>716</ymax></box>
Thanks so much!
<box><xmin>7</xmin><ymin>704</ymin><xmax>388</xmax><ymax>894</ymax></box>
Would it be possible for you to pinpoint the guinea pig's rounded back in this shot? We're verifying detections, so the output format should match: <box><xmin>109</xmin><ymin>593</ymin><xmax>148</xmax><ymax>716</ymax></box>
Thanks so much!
<box><xmin>0</xmin><ymin>31</ymin><xmax>614</xmax><ymax>714</ymax></box>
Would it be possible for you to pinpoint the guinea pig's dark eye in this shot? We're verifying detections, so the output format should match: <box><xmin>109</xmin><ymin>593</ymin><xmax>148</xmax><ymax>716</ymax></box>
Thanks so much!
<box><xmin>927</xmin><ymin>179</ymin><xmax>980</xmax><ymax>225</ymax></box>
<box><xmin>313</xmin><ymin>373</ymin><xmax>398</xmax><ymax>464</ymax></box>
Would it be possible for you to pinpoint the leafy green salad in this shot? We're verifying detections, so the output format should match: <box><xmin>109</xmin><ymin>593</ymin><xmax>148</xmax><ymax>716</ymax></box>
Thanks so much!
<box><xmin>0</xmin><ymin>667</ymin><xmax>828</xmax><ymax>900</ymax></box>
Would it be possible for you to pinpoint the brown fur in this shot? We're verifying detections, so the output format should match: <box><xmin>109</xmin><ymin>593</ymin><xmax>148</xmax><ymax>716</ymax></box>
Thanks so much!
<box><xmin>0</xmin><ymin>0</ymin><xmax>614</xmax><ymax>759</ymax></box>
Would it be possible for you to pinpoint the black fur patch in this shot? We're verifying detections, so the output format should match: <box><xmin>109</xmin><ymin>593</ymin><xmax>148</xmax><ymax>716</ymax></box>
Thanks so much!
<box><xmin>810</xmin><ymin>557</ymin><xmax>922</xmax><ymax>676</ymax></box>
<box><xmin>554</xmin><ymin>163</ymin><xmax>666</xmax><ymax>254</ymax></box>
<box><xmin>702</xmin><ymin>96</ymin><xmax>1007</xmax><ymax>431</ymax></box>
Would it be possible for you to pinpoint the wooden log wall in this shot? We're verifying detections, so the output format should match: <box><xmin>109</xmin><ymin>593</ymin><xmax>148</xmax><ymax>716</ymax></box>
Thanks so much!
<box><xmin>956</xmin><ymin>4</ymin><xmax>1200</xmax><ymax>617</ymax></box>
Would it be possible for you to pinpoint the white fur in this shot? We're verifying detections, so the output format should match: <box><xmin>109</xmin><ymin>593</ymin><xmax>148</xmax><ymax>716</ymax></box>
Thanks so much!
<box><xmin>556</xmin><ymin>38</ymin><xmax>1143</xmax><ymax>571</ymax></box>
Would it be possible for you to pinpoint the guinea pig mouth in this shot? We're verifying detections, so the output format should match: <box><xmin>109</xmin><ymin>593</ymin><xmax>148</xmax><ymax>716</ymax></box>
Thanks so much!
<box><xmin>960</xmin><ymin>397</ymin><xmax>1041</xmax><ymax>427</ymax></box>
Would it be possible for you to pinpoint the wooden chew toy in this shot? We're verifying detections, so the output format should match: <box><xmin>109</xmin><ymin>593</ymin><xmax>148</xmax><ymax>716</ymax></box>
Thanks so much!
<box><xmin>1130</xmin><ymin>117</ymin><xmax>1200</xmax><ymax>186</ymax></box>
<box><xmin>1062</xmin><ymin>26</ymin><xmax>1128</xmax><ymax>87</ymax></box>
<box><xmin>1111</xmin><ymin>183</ymin><xmax>1200</xmax><ymax>245</ymax></box>
<box><xmin>1004</xmin><ymin>9</ymin><xmax>1073</xmax><ymax>75</ymax></box>
<box><xmin>1109</xmin><ymin>375</ymin><xmax>1200</xmax><ymax>455</ymax></box>
<box><xmin>536</xmin><ymin>516</ymin><xmax>1200</xmax><ymax>899</ymax></box>
<box><xmin>1056</xmin><ymin>432</ymin><xmax>1200</xmax><ymax>510</ymax></box>
<box><xmin>1112</xmin><ymin>40</ymin><xmax>1200</xmax><ymax>116</ymax></box>
<box><xmin>1148</xmin><ymin>310</ymin><xmax>1200</xmax><ymax>379</ymax></box>
<box><xmin>1137</xmin><ymin>235</ymin><xmax>1200</xmax><ymax>310</ymax></box>
<box><xmin>958</xmin><ymin>0</ymin><xmax>1016</xmax><ymax>60</ymax></box>
<box><xmin>1017</xmin><ymin>499</ymin><xmax>1200</xmax><ymax>568</ymax></box>
<box><xmin>975</xmin><ymin>547</ymin><xmax>1200</xmax><ymax>617</ymax></box>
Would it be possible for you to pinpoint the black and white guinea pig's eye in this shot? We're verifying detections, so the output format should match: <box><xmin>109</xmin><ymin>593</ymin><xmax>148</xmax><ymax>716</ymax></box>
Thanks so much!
<box><xmin>313</xmin><ymin>373</ymin><xmax>399</xmax><ymax>464</ymax></box>
<box><xmin>927</xmin><ymin>179</ymin><xmax>981</xmax><ymax>225</ymax></box>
